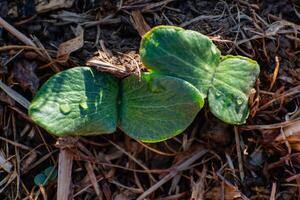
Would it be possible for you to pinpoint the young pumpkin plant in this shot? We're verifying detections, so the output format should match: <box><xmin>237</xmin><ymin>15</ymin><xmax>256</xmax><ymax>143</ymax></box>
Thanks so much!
<box><xmin>29</xmin><ymin>25</ymin><xmax>259</xmax><ymax>143</ymax></box>
<box><xmin>140</xmin><ymin>26</ymin><xmax>260</xmax><ymax>125</ymax></box>
<box><xmin>29</xmin><ymin>67</ymin><xmax>203</xmax><ymax>142</ymax></box>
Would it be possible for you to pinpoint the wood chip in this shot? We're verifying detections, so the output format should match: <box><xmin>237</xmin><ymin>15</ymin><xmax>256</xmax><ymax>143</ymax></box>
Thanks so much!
<box><xmin>57</xmin><ymin>25</ymin><xmax>84</xmax><ymax>60</ymax></box>
<box><xmin>36</xmin><ymin>0</ymin><xmax>74</xmax><ymax>13</ymax></box>
<box><xmin>131</xmin><ymin>10</ymin><xmax>151</xmax><ymax>37</ymax></box>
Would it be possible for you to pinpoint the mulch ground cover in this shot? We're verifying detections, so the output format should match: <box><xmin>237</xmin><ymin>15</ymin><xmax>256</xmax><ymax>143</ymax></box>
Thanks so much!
<box><xmin>1</xmin><ymin>0</ymin><xmax>300</xmax><ymax>199</ymax></box>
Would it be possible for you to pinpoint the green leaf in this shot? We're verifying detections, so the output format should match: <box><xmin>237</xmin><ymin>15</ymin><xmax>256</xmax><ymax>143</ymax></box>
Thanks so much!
<box><xmin>140</xmin><ymin>26</ymin><xmax>260</xmax><ymax>124</ymax></box>
<box><xmin>29</xmin><ymin>67</ymin><xmax>119</xmax><ymax>136</ymax></box>
<box><xmin>140</xmin><ymin>25</ymin><xmax>221</xmax><ymax>98</ymax></box>
<box><xmin>34</xmin><ymin>166</ymin><xmax>58</xmax><ymax>186</ymax></box>
<box><xmin>208</xmin><ymin>56</ymin><xmax>260</xmax><ymax>124</ymax></box>
<box><xmin>44</xmin><ymin>166</ymin><xmax>58</xmax><ymax>181</ymax></box>
<box><xmin>34</xmin><ymin>173</ymin><xmax>47</xmax><ymax>186</ymax></box>
<box><xmin>119</xmin><ymin>73</ymin><xmax>204</xmax><ymax>142</ymax></box>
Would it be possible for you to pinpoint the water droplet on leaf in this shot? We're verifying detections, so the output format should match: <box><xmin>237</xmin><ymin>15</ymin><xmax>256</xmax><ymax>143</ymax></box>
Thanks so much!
<box><xmin>59</xmin><ymin>103</ymin><xmax>71</xmax><ymax>114</ymax></box>
<box><xmin>99</xmin><ymin>90</ymin><xmax>103</xmax><ymax>104</ymax></box>
<box><xmin>237</xmin><ymin>98</ymin><xmax>244</xmax><ymax>105</ymax></box>
<box><xmin>79</xmin><ymin>101</ymin><xmax>88</xmax><ymax>110</ymax></box>
<box><xmin>215</xmin><ymin>91</ymin><xmax>221</xmax><ymax>97</ymax></box>
<box><xmin>153</xmin><ymin>40</ymin><xmax>160</xmax><ymax>47</ymax></box>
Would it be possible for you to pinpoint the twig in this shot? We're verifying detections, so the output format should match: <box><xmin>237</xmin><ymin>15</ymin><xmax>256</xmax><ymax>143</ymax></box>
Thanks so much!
<box><xmin>0</xmin><ymin>45</ymin><xmax>49</xmax><ymax>52</ymax></box>
<box><xmin>270</xmin><ymin>182</ymin><xmax>277</xmax><ymax>200</ymax></box>
<box><xmin>107</xmin><ymin>139</ymin><xmax>157</xmax><ymax>182</ymax></box>
<box><xmin>234</xmin><ymin>126</ymin><xmax>244</xmax><ymax>182</ymax></box>
<box><xmin>82</xmin><ymin>15</ymin><xmax>121</xmax><ymax>28</ymax></box>
<box><xmin>0</xmin><ymin>81</ymin><xmax>30</xmax><ymax>109</ymax></box>
<box><xmin>0</xmin><ymin>136</ymin><xmax>32</xmax><ymax>151</ymax></box>
<box><xmin>73</xmin><ymin>177</ymin><xmax>104</xmax><ymax>197</ymax></box>
<box><xmin>180</xmin><ymin>15</ymin><xmax>223</xmax><ymax>28</ymax></box>
<box><xmin>0</xmin><ymin>17</ymin><xmax>36</xmax><ymax>47</ymax></box>
<box><xmin>191</xmin><ymin>166</ymin><xmax>207</xmax><ymax>199</ymax></box>
<box><xmin>142</xmin><ymin>0</ymin><xmax>175</xmax><ymax>12</ymax></box>
<box><xmin>254</xmin><ymin>84</ymin><xmax>300</xmax><ymax>111</ymax></box>
<box><xmin>85</xmin><ymin>162</ymin><xmax>103</xmax><ymax>200</ymax></box>
<box><xmin>22</xmin><ymin>150</ymin><xmax>58</xmax><ymax>174</ymax></box>
<box><xmin>137</xmin><ymin>141</ymin><xmax>176</xmax><ymax>156</ymax></box>
<box><xmin>136</xmin><ymin>148</ymin><xmax>208</xmax><ymax>200</ymax></box>
<box><xmin>269</xmin><ymin>56</ymin><xmax>280</xmax><ymax>91</ymax></box>
<box><xmin>57</xmin><ymin>148</ymin><xmax>73</xmax><ymax>200</ymax></box>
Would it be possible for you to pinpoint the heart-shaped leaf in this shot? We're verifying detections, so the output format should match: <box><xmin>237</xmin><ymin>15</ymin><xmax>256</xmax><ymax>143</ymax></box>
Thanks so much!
<box><xmin>140</xmin><ymin>26</ymin><xmax>260</xmax><ymax>124</ymax></box>
<box><xmin>140</xmin><ymin>25</ymin><xmax>221</xmax><ymax>98</ymax></box>
<box><xmin>29</xmin><ymin>67</ymin><xmax>119</xmax><ymax>136</ymax></box>
<box><xmin>208</xmin><ymin>56</ymin><xmax>260</xmax><ymax>124</ymax></box>
<box><xmin>119</xmin><ymin>73</ymin><xmax>204</xmax><ymax>142</ymax></box>
<box><xmin>29</xmin><ymin>67</ymin><xmax>203</xmax><ymax>141</ymax></box>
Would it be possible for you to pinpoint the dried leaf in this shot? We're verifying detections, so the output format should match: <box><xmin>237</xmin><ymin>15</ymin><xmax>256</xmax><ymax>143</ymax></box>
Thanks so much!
<box><xmin>0</xmin><ymin>151</ymin><xmax>12</xmax><ymax>173</ymax></box>
<box><xmin>87</xmin><ymin>51</ymin><xmax>141</xmax><ymax>78</ymax></box>
<box><xmin>191</xmin><ymin>167</ymin><xmax>206</xmax><ymax>200</ymax></box>
<box><xmin>205</xmin><ymin>182</ymin><xmax>242</xmax><ymax>200</ymax></box>
<box><xmin>276</xmin><ymin>121</ymin><xmax>300</xmax><ymax>151</ymax></box>
<box><xmin>57</xmin><ymin>25</ymin><xmax>84</xmax><ymax>59</ymax></box>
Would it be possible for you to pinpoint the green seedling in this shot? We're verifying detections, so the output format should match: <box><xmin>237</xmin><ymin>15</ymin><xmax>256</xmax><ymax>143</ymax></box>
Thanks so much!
<box><xmin>29</xmin><ymin>26</ymin><xmax>259</xmax><ymax>142</ymax></box>
<box><xmin>34</xmin><ymin>166</ymin><xmax>58</xmax><ymax>186</ymax></box>
<box><xmin>140</xmin><ymin>26</ymin><xmax>260</xmax><ymax>124</ymax></box>
<box><xmin>29</xmin><ymin>68</ymin><xmax>203</xmax><ymax>142</ymax></box>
